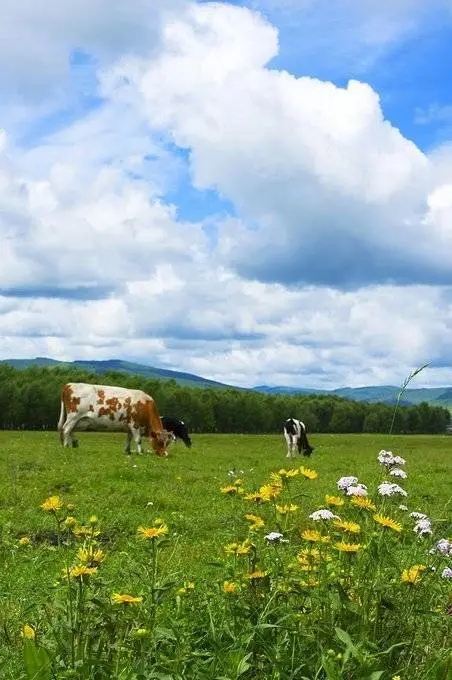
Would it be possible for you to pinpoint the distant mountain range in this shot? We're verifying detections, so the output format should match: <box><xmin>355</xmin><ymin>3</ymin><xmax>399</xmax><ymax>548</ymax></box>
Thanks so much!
<box><xmin>1</xmin><ymin>357</ymin><xmax>451</xmax><ymax>407</ymax></box>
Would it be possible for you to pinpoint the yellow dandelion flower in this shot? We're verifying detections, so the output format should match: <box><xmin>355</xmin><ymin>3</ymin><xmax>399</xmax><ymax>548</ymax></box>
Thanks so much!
<box><xmin>325</xmin><ymin>495</ymin><xmax>344</xmax><ymax>507</ymax></box>
<box><xmin>301</xmin><ymin>529</ymin><xmax>330</xmax><ymax>543</ymax></box>
<box><xmin>270</xmin><ymin>472</ymin><xmax>283</xmax><ymax>486</ymax></box>
<box><xmin>40</xmin><ymin>495</ymin><xmax>63</xmax><ymax>512</ymax></box>
<box><xmin>297</xmin><ymin>548</ymin><xmax>321</xmax><ymax>564</ymax></box>
<box><xmin>350</xmin><ymin>496</ymin><xmax>376</xmax><ymax>511</ymax></box>
<box><xmin>335</xmin><ymin>541</ymin><xmax>362</xmax><ymax>553</ymax></box>
<box><xmin>111</xmin><ymin>593</ymin><xmax>143</xmax><ymax>605</ymax></box>
<box><xmin>244</xmin><ymin>491</ymin><xmax>266</xmax><ymax>503</ymax></box>
<box><xmin>220</xmin><ymin>485</ymin><xmax>239</xmax><ymax>495</ymax></box>
<box><xmin>247</xmin><ymin>569</ymin><xmax>268</xmax><ymax>580</ymax></box>
<box><xmin>401</xmin><ymin>565</ymin><xmax>426</xmax><ymax>585</ymax></box>
<box><xmin>66</xmin><ymin>564</ymin><xmax>98</xmax><ymax>579</ymax></box>
<box><xmin>224</xmin><ymin>539</ymin><xmax>253</xmax><ymax>556</ymax></box>
<box><xmin>223</xmin><ymin>581</ymin><xmax>238</xmax><ymax>594</ymax></box>
<box><xmin>245</xmin><ymin>514</ymin><xmax>265</xmax><ymax>530</ymax></box>
<box><xmin>137</xmin><ymin>524</ymin><xmax>169</xmax><ymax>540</ymax></box>
<box><xmin>278</xmin><ymin>467</ymin><xmax>299</xmax><ymax>478</ymax></box>
<box><xmin>72</xmin><ymin>526</ymin><xmax>100</xmax><ymax>538</ymax></box>
<box><xmin>333</xmin><ymin>520</ymin><xmax>361</xmax><ymax>534</ymax></box>
<box><xmin>77</xmin><ymin>547</ymin><xmax>106</xmax><ymax>567</ymax></box>
<box><xmin>18</xmin><ymin>536</ymin><xmax>31</xmax><ymax>546</ymax></box>
<box><xmin>233</xmin><ymin>478</ymin><xmax>244</xmax><ymax>487</ymax></box>
<box><xmin>63</xmin><ymin>516</ymin><xmax>77</xmax><ymax>528</ymax></box>
<box><xmin>373</xmin><ymin>514</ymin><xmax>402</xmax><ymax>532</ymax></box>
<box><xmin>22</xmin><ymin>624</ymin><xmax>35</xmax><ymax>640</ymax></box>
<box><xmin>259</xmin><ymin>484</ymin><xmax>282</xmax><ymax>501</ymax></box>
<box><xmin>89</xmin><ymin>515</ymin><xmax>98</xmax><ymax>525</ymax></box>
<box><xmin>299</xmin><ymin>466</ymin><xmax>318</xmax><ymax>480</ymax></box>
<box><xmin>276</xmin><ymin>503</ymin><xmax>299</xmax><ymax>515</ymax></box>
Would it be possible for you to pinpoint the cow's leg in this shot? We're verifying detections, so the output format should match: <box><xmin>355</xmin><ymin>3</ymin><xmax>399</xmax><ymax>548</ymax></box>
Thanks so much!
<box><xmin>130</xmin><ymin>427</ymin><xmax>143</xmax><ymax>454</ymax></box>
<box><xmin>124</xmin><ymin>431</ymin><xmax>132</xmax><ymax>456</ymax></box>
<box><xmin>300</xmin><ymin>428</ymin><xmax>314</xmax><ymax>455</ymax></box>
<box><xmin>285</xmin><ymin>433</ymin><xmax>291</xmax><ymax>457</ymax></box>
<box><xmin>61</xmin><ymin>413</ymin><xmax>80</xmax><ymax>448</ymax></box>
<box><xmin>286</xmin><ymin>435</ymin><xmax>294</xmax><ymax>458</ymax></box>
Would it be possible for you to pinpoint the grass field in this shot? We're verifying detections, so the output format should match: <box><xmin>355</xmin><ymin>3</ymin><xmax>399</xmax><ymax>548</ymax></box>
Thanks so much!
<box><xmin>0</xmin><ymin>431</ymin><xmax>451</xmax><ymax>679</ymax></box>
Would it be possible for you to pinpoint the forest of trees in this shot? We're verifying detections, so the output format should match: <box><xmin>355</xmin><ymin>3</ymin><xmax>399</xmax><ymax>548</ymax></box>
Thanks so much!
<box><xmin>0</xmin><ymin>364</ymin><xmax>449</xmax><ymax>435</ymax></box>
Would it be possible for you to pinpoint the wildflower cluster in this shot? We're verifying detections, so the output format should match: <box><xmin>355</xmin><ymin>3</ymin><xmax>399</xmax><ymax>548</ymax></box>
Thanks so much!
<box><xmin>219</xmin><ymin>447</ymin><xmax>452</xmax><ymax>624</ymax></box>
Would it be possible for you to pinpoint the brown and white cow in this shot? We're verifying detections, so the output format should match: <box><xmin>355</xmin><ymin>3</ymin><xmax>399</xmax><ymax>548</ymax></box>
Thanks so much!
<box><xmin>57</xmin><ymin>382</ymin><xmax>173</xmax><ymax>456</ymax></box>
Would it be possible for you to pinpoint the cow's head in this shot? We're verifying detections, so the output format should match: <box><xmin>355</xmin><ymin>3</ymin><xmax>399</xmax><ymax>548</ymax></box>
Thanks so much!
<box><xmin>303</xmin><ymin>446</ymin><xmax>314</xmax><ymax>457</ymax></box>
<box><xmin>150</xmin><ymin>429</ymin><xmax>173</xmax><ymax>456</ymax></box>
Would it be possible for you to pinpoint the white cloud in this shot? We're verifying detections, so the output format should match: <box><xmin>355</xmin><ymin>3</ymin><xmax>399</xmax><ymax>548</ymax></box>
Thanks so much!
<box><xmin>1</xmin><ymin>1</ymin><xmax>452</xmax><ymax>390</ymax></box>
<box><xmin>0</xmin><ymin>0</ymin><xmax>186</xmax><ymax>100</ymax></box>
<box><xmin>104</xmin><ymin>2</ymin><xmax>452</xmax><ymax>289</ymax></box>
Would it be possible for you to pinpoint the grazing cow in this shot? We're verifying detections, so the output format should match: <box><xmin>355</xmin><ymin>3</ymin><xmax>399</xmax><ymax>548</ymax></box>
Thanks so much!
<box><xmin>283</xmin><ymin>418</ymin><xmax>314</xmax><ymax>457</ymax></box>
<box><xmin>161</xmin><ymin>416</ymin><xmax>192</xmax><ymax>448</ymax></box>
<box><xmin>57</xmin><ymin>382</ymin><xmax>173</xmax><ymax>456</ymax></box>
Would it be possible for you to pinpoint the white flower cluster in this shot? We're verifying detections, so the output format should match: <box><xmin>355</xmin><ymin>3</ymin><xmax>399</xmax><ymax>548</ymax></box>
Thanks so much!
<box><xmin>309</xmin><ymin>509</ymin><xmax>339</xmax><ymax>521</ymax></box>
<box><xmin>413</xmin><ymin>519</ymin><xmax>432</xmax><ymax>537</ymax></box>
<box><xmin>377</xmin><ymin>450</ymin><xmax>406</xmax><ymax>467</ymax></box>
<box><xmin>428</xmin><ymin>539</ymin><xmax>452</xmax><ymax>579</ymax></box>
<box><xmin>377</xmin><ymin>451</ymin><xmax>451</xmax><ymax>581</ymax></box>
<box><xmin>337</xmin><ymin>476</ymin><xmax>358</xmax><ymax>490</ymax></box>
<box><xmin>265</xmin><ymin>532</ymin><xmax>288</xmax><ymax>543</ymax></box>
<box><xmin>377</xmin><ymin>482</ymin><xmax>408</xmax><ymax>497</ymax></box>
<box><xmin>336</xmin><ymin>476</ymin><xmax>368</xmax><ymax>496</ymax></box>
<box><xmin>430</xmin><ymin>538</ymin><xmax>452</xmax><ymax>556</ymax></box>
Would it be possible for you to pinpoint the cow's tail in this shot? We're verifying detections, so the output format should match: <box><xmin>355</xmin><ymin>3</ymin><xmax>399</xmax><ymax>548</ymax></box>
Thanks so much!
<box><xmin>57</xmin><ymin>394</ymin><xmax>66</xmax><ymax>444</ymax></box>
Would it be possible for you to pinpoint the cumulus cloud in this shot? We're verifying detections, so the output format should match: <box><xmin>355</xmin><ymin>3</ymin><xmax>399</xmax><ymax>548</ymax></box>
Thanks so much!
<box><xmin>1</xmin><ymin>1</ymin><xmax>452</xmax><ymax>389</ymax></box>
<box><xmin>102</xmin><ymin>2</ymin><xmax>452</xmax><ymax>289</ymax></box>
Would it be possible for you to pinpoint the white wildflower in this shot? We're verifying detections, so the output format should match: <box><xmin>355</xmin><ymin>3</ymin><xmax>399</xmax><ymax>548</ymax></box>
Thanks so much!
<box><xmin>378</xmin><ymin>482</ymin><xmax>408</xmax><ymax>497</ymax></box>
<box><xmin>377</xmin><ymin>450</ymin><xmax>395</xmax><ymax>465</ymax></box>
<box><xmin>265</xmin><ymin>532</ymin><xmax>288</xmax><ymax>543</ymax></box>
<box><xmin>309</xmin><ymin>509</ymin><xmax>339</xmax><ymax>521</ymax></box>
<box><xmin>410</xmin><ymin>512</ymin><xmax>428</xmax><ymax>520</ymax></box>
<box><xmin>429</xmin><ymin>539</ymin><xmax>452</xmax><ymax>556</ymax></box>
<box><xmin>398</xmin><ymin>504</ymin><xmax>408</xmax><ymax>511</ymax></box>
<box><xmin>337</xmin><ymin>476</ymin><xmax>358</xmax><ymax>490</ymax></box>
<box><xmin>389</xmin><ymin>468</ymin><xmax>407</xmax><ymax>479</ymax></box>
<box><xmin>346</xmin><ymin>484</ymin><xmax>368</xmax><ymax>497</ymax></box>
<box><xmin>413</xmin><ymin>519</ymin><xmax>432</xmax><ymax>537</ymax></box>
<box><xmin>441</xmin><ymin>567</ymin><xmax>452</xmax><ymax>579</ymax></box>
<box><xmin>393</xmin><ymin>455</ymin><xmax>406</xmax><ymax>465</ymax></box>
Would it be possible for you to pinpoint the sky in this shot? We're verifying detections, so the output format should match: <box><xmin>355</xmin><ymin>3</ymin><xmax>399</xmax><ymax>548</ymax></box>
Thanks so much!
<box><xmin>1</xmin><ymin>0</ymin><xmax>452</xmax><ymax>390</ymax></box>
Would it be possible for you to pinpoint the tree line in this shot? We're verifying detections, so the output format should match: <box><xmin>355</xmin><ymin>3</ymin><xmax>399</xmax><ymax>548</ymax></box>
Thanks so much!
<box><xmin>0</xmin><ymin>364</ymin><xmax>449</xmax><ymax>434</ymax></box>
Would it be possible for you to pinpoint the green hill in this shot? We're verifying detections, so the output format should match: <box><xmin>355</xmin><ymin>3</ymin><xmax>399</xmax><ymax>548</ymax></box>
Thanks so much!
<box><xmin>0</xmin><ymin>357</ymin><xmax>236</xmax><ymax>390</ymax></box>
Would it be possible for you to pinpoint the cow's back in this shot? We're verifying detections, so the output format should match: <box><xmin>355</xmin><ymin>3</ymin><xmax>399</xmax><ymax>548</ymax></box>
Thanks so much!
<box><xmin>62</xmin><ymin>382</ymin><xmax>154</xmax><ymax>431</ymax></box>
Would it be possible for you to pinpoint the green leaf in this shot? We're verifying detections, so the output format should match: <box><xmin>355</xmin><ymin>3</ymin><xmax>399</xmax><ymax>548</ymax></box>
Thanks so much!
<box><xmin>23</xmin><ymin>640</ymin><xmax>51</xmax><ymax>680</ymax></box>
<box><xmin>334</xmin><ymin>627</ymin><xmax>355</xmax><ymax>651</ymax></box>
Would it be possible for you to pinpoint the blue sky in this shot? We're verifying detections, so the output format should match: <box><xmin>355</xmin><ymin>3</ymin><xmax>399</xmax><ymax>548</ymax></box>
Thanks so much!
<box><xmin>0</xmin><ymin>0</ymin><xmax>452</xmax><ymax>389</ymax></box>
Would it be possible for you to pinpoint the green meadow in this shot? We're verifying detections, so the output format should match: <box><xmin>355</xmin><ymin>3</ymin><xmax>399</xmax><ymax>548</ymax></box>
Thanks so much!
<box><xmin>0</xmin><ymin>431</ymin><xmax>451</xmax><ymax>679</ymax></box>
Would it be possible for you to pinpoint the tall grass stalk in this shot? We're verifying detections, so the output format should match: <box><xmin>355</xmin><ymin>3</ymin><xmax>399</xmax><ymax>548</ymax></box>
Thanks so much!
<box><xmin>389</xmin><ymin>362</ymin><xmax>431</xmax><ymax>434</ymax></box>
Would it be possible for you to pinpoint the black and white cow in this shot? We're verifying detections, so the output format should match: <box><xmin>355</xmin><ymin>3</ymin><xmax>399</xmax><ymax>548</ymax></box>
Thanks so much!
<box><xmin>283</xmin><ymin>418</ymin><xmax>314</xmax><ymax>457</ymax></box>
<box><xmin>161</xmin><ymin>416</ymin><xmax>192</xmax><ymax>448</ymax></box>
